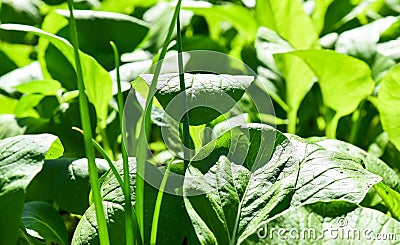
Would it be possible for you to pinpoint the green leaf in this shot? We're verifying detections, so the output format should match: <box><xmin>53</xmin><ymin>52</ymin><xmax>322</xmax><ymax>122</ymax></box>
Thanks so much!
<box><xmin>54</xmin><ymin>9</ymin><xmax>150</xmax><ymax>69</ymax></box>
<box><xmin>15</xmin><ymin>79</ymin><xmax>62</xmax><ymax>96</ymax></box>
<box><xmin>378</xmin><ymin>63</ymin><xmax>400</xmax><ymax>152</ymax></box>
<box><xmin>0</xmin><ymin>23</ymin><xmax>113</xmax><ymax>125</ymax></box>
<box><xmin>255</xmin><ymin>0</ymin><xmax>320</xmax><ymax>49</ymax></box>
<box><xmin>310</xmin><ymin>0</ymin><xmax>335</xmax><ymax>34</ymax></box>
<box><xmin>0</xmin><ymin>62</ymin><xmax>43</xmax><ymax>97</ymax></box>
<box><xmin>141</xmin><ymin>73</ymin><xmax>254</xmax><ymax>125</ymax></box>
<box><xmin>0</xmin><ymin>95</ymin><xmax>18</xmax><ymax>114</ymax></box>
<box><xmin>0</xmin><ymin>114</ymin><xmax>26</xmax><ymax>139</ymax></box>
<box><xmin>14</xmin><ymin>94</ymin><xmax>45</xmax><ymax>117</ymax></box>
<box><xmin>242</xmin><ymin>201</ymin><xmax>400</xmax><ymax>243</ymax></box>
<box><xmin>316</xmin><ymin>138</ymin><xmax>400</xmax><ymax>193</ymax></box>
<box><xmin>22</xmin><ymin>201</ymin><xmax>68</xmax><ymax>245</ymax></box>
<box><xmin>182</xmin><ymin>1</ymin><xmax>258</xmax><ymax>43</ymax></box>
<box><xmin>335</xmin><ymin>16</ymin><xmax>398</xmax><ymax>64</ymax></box>
<box><xmin>72</xmin><ymin>158</ymin><xmax>194</xmax><ymax>244</ymax></box>
<box><xmin>0</xmin><ymin>134</ymin><xmax>64</xmax><ymax>245</ymax></box>
<box><xmin>26</xmin><ymin>158</ymin><xmax>109</xmax><ymax>215</ymax></box>
<box><xmin>374</xmin><ymin>182</ymin><xmax>400</xmax><ymax>220</ymax></box>
<box><xmin>292</xmin><ymin>50</ymin><xmax>375</xmax><ymax>136</ymax></box>
<box><xmin>184</xmin><ymin>124</ymin><xmax>380</xmax><ymax>243</ymax></box>
<box><xmin>0</xmin><ymin>0</ymin><xmax>41</xmax><ymax>43</ymax></box>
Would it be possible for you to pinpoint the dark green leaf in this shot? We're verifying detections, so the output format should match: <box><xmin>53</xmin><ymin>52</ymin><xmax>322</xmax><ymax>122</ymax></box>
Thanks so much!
<box><xmin>0</xmin><ymin>134</ymin><xmax>63</xmax><ymax>245</ymax></box>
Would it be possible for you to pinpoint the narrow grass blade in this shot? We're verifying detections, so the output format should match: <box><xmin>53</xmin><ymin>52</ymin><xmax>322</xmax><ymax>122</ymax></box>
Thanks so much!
<box><xmin>135</xmin><ymin>0</ymin><xmax>183</xmax><ymax>242</ymax></box>
<box><xmin>66</xmin><ymin>0</ymin><xmax>109</xmax><ymax>244</ymax></box>
<box><xmin>150</xmin><ymin>158</ymin><xmax>174</xmax><ymax>245</ymax></box>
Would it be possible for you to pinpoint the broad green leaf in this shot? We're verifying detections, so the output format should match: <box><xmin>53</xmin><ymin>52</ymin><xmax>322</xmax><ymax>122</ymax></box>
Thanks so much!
<box><xmin>274</xmin><ymin>53</ymin><xmax>316</xmax><ymax>133</ymax></box>
<box><xmin>255</xmin><ymin>27</ymin><xmax>316</xmax><ymax>132</ymax></box>
<box><xmin>0</xmin><ymin>42</ymin><xmax>33</xmax><ymax>69</ymax></box>
<box><xmin>0</xmin><ymin>114</ymin><xmax>25</xmax><ymax>139</ymax></box>
<box><xmin>292</xmin><ymin>50</ymin><xmax>375</xmax><ymax>136</ymax></box>
<box><xmin>0</xmin><ymin>95</ymin><xmax>18</xmax><ymax>114</ymax></box>
<box><xmin>0</xmin><ymin>134</ymin><xmax>63</xmax><ymax>245</ymax></box>
<box><xmin>184</xmin><ymin>124</ymin><xmax>380</xmax><ymax>243</ymax></box>
<box><xmin>26</xmin><ymin>158</ymin><xmax>109</xmax><ymax>215</ymax></box>
<box><xmin>316</xmin><ymin>138</ymin><xmax>400</xmax><ymax>193</ymax></box>
<box><xmin>378</xmin><ymin>63</ymin><xmax>400</xmax><ymax>152</ymax></box>
<box><xmin>310</xmin><ymin>0</ymin><xmax>335</xmax><ymax>34</ymax></box>
<box><xmin>14</xmin><ymin>94</ymin><xmax>45</xmax><ymax>117</ymax></box>
<box><xmin>0</xmin><ymin>23</ymin><xmax>113</xmax><ymax>125</ymax></box>
<box><xmin>374</xmin><ymin>182</ymin><xmax>400</xmax><ymax>220</ymax></box>
<box><xmin>0</xmin><ymin>62</ymin><xmax>43</xmax><ymax>97</ymax></box>
<box><xmin>335</xmin><ymin>16</ymin><xmax>398</xmax><ymax>64</ymax></box>
<box><xmin>55</xmin><ymin>10</ymin><xmax>150</xmax><ymax>69</ymax></box>
<box><xmin>0</xmin><ymin>0</ymin><xmax>41</xmax><ymax>43</ymax></box>
<box><xmin>22</xmin><ymin>201</ymin><xmax>68</xmax><ymax>245</ymax></box>
<box><xmin>72</xmin><ymin>158</ymin><xmax>195</xmax><ymax>244</ymax></box>
<box><xmin>255</xmin><ymin>0</ymin><xmax>320</xmax><ymax>49</ymax></box>
<box><xmin>140</xmin><ymin>73</ymin><xmax>254</xmax><ymax>125</ymax></box>
<box><xmin>182</xmin><ymin>1</ymin><xmax>258</xmax><ymax>43</ymax></box>
<box><xmin>243</xmin><ymin>201</ymin><xmax>400</xmax><ymax>243</ymax></box>
<box><xmin>15</xmin><ymin>79</ymin><xmax>62</xmax><ymax>96</ymax></box>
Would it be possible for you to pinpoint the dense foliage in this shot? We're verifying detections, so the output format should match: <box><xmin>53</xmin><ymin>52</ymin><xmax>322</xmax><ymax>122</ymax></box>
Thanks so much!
<box><xmin>1</xmin><ymin>0</ymin><xmax>400</xmax><ymax>244</ymax></box>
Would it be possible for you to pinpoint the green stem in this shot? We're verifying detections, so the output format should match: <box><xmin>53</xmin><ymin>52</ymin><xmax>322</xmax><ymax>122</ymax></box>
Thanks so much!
<box><xmin>287</xmin><ymin>108</ymin><xmax>297</xmax><ymax>134</ymax></box>
<box><xmin>326</xmin><ymin>114</ymin><xmax>339</xmax><ymax>139</ymax></box>
<box><xmin>349</xmin><ymin>100</ymin><xmax>366</xmax><ymax>144</ymax></box>
<box><xmin>135</xmin><ymin>1</ymin><xmax>183</xmax><ymax>242</ymax></box>
<box><xmin>99</xmin><ymin>126</ymin><xmax>114</xmax><ymax>160</ymax></box>
<box><xmin>66</xmin><ymin>1</ymin><xmax>109</xmax><ymax>244</ymax></box>
<box><xmin>176</xmin><ymin>11</ymin><xmax>191</xmax><ymax>169</ymax></box>
<box><xmin>150</xmin><ymin>158</ymin><xmax>174</xmax><ymax>245</ymax></box>
<box><xmin>110</xmin><ymin>41</ymin><xmax>139</xmax><ymax>245</ymax></box>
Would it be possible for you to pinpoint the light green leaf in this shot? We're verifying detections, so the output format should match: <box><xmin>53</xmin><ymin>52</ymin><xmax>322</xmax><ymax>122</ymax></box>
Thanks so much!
<box><xmin>182</xmin><ymin>1</ymin><xmax>258</xmax><ymax>43</ymax></box>
<box><xmin>0</xmin><ymin>62</ymin><xmax>43</xmax><ymax>97</ymax></box>
<box><xmin>336</xmin><ymin>16</ymin><xmax>398</xmax><ymax>63</ymax></box>
<box><xmin>292</xmin><ymin>50</ymin><xmax>375</xmax><ymax>136</ymax></box>
<box><xmin>0</xmin><ymin>23</ymin><xmax>113</xmax><ymax>125</ymax></box>
<box><xmin>243</xmin><ymin>201</ymin><xmax>400</xmax><ymax>244</ymax></box>
<box><xmin>14</xmin><ymin>94</ymin><xmax>45</xmax><ymax>117</ymax></box>
<box><xmin>26</xmin><ymin>158</ymin><xmax>109</xmax><ymax>215</ymax></box>
<box><xmin>140</xmin><ymin>73</ymin><xmax>254</xmax><ymax>125</ymax></box>
<box><xmin>184</xmin><ymin>124</ymin><xmax>380</xmax><ymax>243</ymax></box>
<box><xmin>15</xmin><ymin>79</ymin><xmax>62</xmax><ymax>96</ymax></box>
<box><xmin>374</xmin><ymin>182</ymin><xmax>400</xmax><ymax>220</ymax></box>
<box><xmin>378</xmin><ymin>63</ymin><xmax>400</xmax><ymax>152</ymax></box>
<box><xmin>310</xmin><ymin>0</ymin><xmax>335</xmax><ymax>34</ymax></box>
<box><xmin>22</xmin><ymin>201</ymin><xmax>68</xmax><ymax>245</ymax></box>
<box><xmin>0</xmin><ymin>114</ymin><xmax>26</xmax><ymax>139</ymax></box>
<box><xmin>72</xmin><ymin>158</ymin><xmax>194</xmax><ymax>244</ymax></box>
<box><xmin>0</xmin><ymin>134</ymin><xmax>64</xmax><ymax>245</ymax></box>
<box><xmin>0</xmin><ymin>95</ymin><xmax>18</xmax><ymax>114</ymax></box>
<box><xmin>316</xmin><ymin>138</ymin><xmax>400</xmax><ymax>193</ymax></box>
<box><xmin>255</xmin><ymin>0</ymin><xmax>320</xmax><ymax>49</ymax></box>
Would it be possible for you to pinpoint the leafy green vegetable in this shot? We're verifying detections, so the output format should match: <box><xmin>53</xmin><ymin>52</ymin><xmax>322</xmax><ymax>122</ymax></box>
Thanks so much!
<box><xmin>256</xmin><ymin>0</ymin><xmax>320</xmax><ymax>49</ymax></box>
<box><xmin>22</xmin><ymin>201</ymin><xmax>68</xmax><ymax>245</ymax></box>
<box><xmin>0</xmin><ymin>23</ymin><xmax>113</xmax><ymax>125</ymax></box>
<box><xmin>26</xmin><ymin>158</ymin><xmax>109</xmax><ymax>214</ymax></box>
<box><xmin>72</xmin><ymin>158</ymin><xmax>194</xmax><ymax>245</ymax></box>
<box><xmin>243</xmin><ymin>201</ymin><xmax>400</xmax><ymax>243</ymax></box>
<box><xmin>0</xmin><ymin>134</ymin><xmax>63</xmax><ymax>245</ymax></box>
<box><xmin>141</xmin><ymin>73</ymin><xmax>254</xmax><ymax>125</ymax></box>
<box><xmin>378</xmin><ymin>63</ymin><xmax>400</xmax><ymax>152</ymax></box>
<box><xmin>292</xmin><ymin>50</ymin><xmax>375</xmax><ymax>137</ymax></box>
<box><xmin>184</xmin><ymin>124</ymin><xmax>380</xmax><ymax>243</ymax></box>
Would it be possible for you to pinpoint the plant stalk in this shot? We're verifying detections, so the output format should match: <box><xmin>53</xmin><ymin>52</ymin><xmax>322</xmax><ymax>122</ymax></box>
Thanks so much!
<box><xmin>66</xmin><ymin>1</ymin><xmax>110</xmax><ymax>244</ymax></box>
<box><xmin>110</xmin><ymin>41</ymin><xmax>140</xmax><ymax>245</ymax></box>
<box><xmin>176</xmin><ymin>11</ymin><xmax>191</xmax><ymax>169</ymax></box>
<box><xmin>135</xmin><ymin>0</ymin><xmax>183</xmax><ymax>242</ymax></box>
